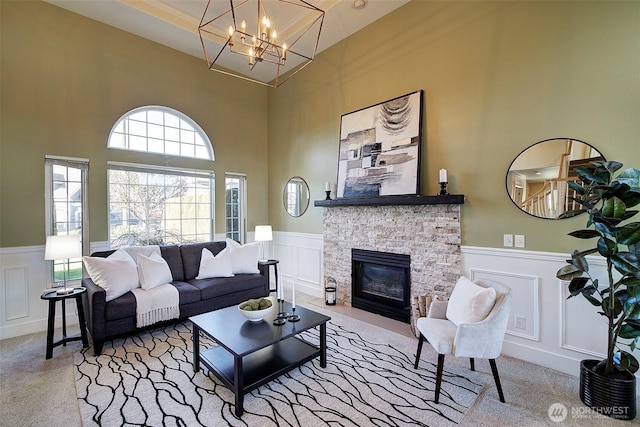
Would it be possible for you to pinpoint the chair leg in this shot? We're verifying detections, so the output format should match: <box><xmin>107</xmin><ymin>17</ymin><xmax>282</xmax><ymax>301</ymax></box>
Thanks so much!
<box><xmin>414</xmin><ymin>334</ymin><xmax>425</xmax><ymax>369</ymax></box>
<box><xmin>469</xmin><ymin>358</ymin><xmax>475</xmax><ymax>371</ymax></box>
<box><xmin>434</xmin><ymin>354</ymin><xmax>445</xmax><ymax>404</ymax></box>
<box><xmin>489</xmin><ymin>359</ymin><xmax>505</xmax><ymax>403</ymax></box>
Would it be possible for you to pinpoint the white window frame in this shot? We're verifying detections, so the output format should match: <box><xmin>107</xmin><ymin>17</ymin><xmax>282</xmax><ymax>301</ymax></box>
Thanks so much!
<box><xmin>108</xmin><ymin>106</ymin><xmax>214</xmax><ymax>161</ymax></box>
<box><xmin>45</xmin><ymin>155</ymin><xmax>89</xmax><ymax>287</ymax></box>
<box><xmin>107</xmin><ymin>161</ymin><xmax>215</xmax><ymax>247</ymax></box>
<box><xmin>225</xmin><ymin>173</ymin><xmax>247</xmax><ymax>243</ymax></box>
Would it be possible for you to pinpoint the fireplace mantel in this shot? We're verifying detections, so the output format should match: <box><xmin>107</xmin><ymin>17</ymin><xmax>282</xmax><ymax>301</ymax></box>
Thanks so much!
<box><xmin>314</xmin><ymin>194</ymin><xmax>464</xmax><ymax>207</ymax></box>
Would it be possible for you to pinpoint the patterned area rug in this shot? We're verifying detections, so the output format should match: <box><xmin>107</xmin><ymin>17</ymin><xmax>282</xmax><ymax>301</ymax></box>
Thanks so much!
<box><xmin>74</xmin><ymin>311</ymin><xmax>482</xmax><ymax>426</ymax></box>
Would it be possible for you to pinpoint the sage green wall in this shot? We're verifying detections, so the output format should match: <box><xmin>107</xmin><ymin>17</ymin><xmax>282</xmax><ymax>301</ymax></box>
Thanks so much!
<box><xmin>268</xmin><ymin>1</ymin><xmax>640</xmax><ymax>253</ymax></box>
<box><xmin>1</xmin><ymin>1</ymin><xmax>269</xmax><ymax>247</ymax></box>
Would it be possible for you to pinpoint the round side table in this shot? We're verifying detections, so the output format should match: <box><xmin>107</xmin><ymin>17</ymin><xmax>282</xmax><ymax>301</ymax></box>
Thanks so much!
<box><xmin>259</xmin><ymin>259</ymin><xmax>279</xmax><ymax>295</ymax></box>
<box><xmin>40</xmin><ymin>287</ymin><xmax>89</xmax><ymax>359</ymax></box>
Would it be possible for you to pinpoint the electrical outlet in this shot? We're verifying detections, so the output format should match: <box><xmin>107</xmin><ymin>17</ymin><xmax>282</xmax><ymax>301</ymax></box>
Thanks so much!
<box><xmin>503</xmin><ymin>234</ymin><xmax>513</xmax><ymax>247</ymax></box>
<box><xmin>515</xmin><ymin>234</ymin><xmax>525</xmax><ymax>248</ymax></box>
<box><xmin>515</xmin><ymin>315</ymin><xmax>526</xmax><ymax>330</ymax></box>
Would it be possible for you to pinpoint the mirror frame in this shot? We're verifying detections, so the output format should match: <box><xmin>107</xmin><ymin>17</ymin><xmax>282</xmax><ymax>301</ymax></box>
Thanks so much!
<box><xmin>505</xmin><ymin>138</ymin><xmax>606</xmax><ymax>220</ymax></box>
<box><xmin>283</xmin><ymin>176</ymin><xmax>310</xmax><ymax>217</ymax></box>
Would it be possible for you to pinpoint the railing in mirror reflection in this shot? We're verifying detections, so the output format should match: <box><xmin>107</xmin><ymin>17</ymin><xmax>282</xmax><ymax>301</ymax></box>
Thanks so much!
<box><xmin>507</xmin><ymin>139</ymin><xmax>604</xmax><ymax>219</ymax></box>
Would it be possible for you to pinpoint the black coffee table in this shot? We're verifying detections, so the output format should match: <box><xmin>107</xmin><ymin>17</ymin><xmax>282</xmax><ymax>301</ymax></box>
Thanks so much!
<box><xmin>190</xmin><ymin>301</ymin><xmax>331</xmax><ymax>417</ymax></box>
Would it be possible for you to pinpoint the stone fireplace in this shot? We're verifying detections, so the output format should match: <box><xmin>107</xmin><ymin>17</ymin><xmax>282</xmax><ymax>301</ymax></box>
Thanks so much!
<box><xmin>317</xmin><ymin>195</ymin><xmax>463</xmax><ymax>318</ymax></box>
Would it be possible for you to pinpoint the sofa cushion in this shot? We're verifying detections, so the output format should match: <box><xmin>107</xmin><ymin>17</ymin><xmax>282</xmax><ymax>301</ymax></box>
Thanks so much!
<box><xmin>137</xmin><ymin>252</ymin><xmax>173</xmax><ymax>290</ymax></box>
<box><xmin>83</xmin><ymin>249</ymin><xmax>139</xmax><ymax>302</ymax></box>
<box><xmin>180</xmin><ymin>242</ymin><xmax>227</xmax><ymax>281</ymax></box>
<box><xmin>171</xmin><ymin>281</ymin><xmax>201</xmax><ymax>305</ymax></box>
<box><xmin>187</xmin><ymin>274</ymin><xmax>266</xmax><ymax>300</ymax></box>
<box><xmin>225</xmin><ymin>238</ymin><xmax>260</xmax><ymax>274</ymax></box>
<box><xmin>196</xmin><ymin>248</ymin><xmax>234</xmax><ymax>279</ymax></box>
<box><xmin>105</xmin><ymin>291</ymin><xmax>137</xmax><ymax>320</ymax></box>
<box><xmin>160</xmin><ymin>245</ymin><xmax>184</xmax><ymax>281</ymax></box>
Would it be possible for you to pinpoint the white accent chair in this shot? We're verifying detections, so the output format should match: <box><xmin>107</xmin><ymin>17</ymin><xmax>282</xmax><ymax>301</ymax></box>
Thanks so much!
<box><xmin>413</xmin><ymin>277</ymin><xmax>512</xmax><ymax>403</ymax></box>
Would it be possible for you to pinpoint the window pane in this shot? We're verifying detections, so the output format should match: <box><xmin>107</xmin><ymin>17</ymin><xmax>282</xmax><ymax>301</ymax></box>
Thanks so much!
<box><xmin>147</xmin><ymin>110</ymin><xmax>164</xmax><ymax>125</ymax></box>
<box><xmin>165</xmin><ymin>127</ymin><xmax>179</xmax><ymax>142</ymax></box>
<box><xmin>148</xmin><ymin>123</ymin><xmax>164</xmax><ymax>139</ymax></box>
<box><xmin>128</xmin><ymin>119</ymin><xmax>147</xmax><ymax>137</ymax></box>
<box><xmin>108</xmin><ymin>168</ymin><xmax>214</xmax><ymax>247</ymax></box>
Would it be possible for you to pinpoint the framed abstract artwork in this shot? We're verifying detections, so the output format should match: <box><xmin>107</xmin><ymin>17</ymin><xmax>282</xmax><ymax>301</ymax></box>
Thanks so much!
<box><xmin>336</xmin><ymin>90</ymin><xmax>423</xmax><ymax>198</ymax></box>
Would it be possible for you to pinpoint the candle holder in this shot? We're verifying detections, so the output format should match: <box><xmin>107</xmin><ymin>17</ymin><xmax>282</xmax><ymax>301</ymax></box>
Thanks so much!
<box><xmin>324</xmin><ymin>190</ymin><xmax>331</xmax><ymax>200</ymax></box>
<box><xmin>288</xmin><ymin>307</ymin><xmax>300</xmax><ymax>322</ymax></box>
<box><xmin>274</xmin><ymin>298</ymin><xmax>289</xmax><ymax>325</ymax></box>
<box><xmin>439</xmin><ymin>182</ymin><xmax>449</xmax><ymax>196</ymax></box>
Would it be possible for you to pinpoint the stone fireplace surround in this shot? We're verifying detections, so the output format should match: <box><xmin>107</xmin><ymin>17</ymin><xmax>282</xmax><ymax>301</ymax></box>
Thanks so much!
<box><xmin>317</xmin><ymin>195</ymin><xmax>464</xmax><ymax>309</ymax></box>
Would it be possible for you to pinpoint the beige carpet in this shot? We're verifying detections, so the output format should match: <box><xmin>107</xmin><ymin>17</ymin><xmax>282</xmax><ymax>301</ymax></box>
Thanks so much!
<box><xmin>1</xmin><ymin>298</ymin><xmax>637</xmax><ymax>426</ymax></box>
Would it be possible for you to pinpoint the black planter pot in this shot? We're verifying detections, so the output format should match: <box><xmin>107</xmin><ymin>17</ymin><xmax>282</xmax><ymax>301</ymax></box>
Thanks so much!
<box><xmin>580</xmin><ymin>359</ymin><xmax>637</xmax><ymax>420</ymax></box>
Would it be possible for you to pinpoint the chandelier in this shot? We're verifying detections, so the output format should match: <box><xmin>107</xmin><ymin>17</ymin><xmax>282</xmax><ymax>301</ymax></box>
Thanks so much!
<box><xmin>198</xmin><ymin>0</ymin><xmax>325</xmax><ymax>88</ymax></box>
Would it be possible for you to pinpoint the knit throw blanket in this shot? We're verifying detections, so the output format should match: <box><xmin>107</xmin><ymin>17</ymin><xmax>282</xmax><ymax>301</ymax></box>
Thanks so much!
<box><xmin>131</xmin><ymin>284</ymin><xmax>180</xmax><ymax>328</ymax></box>
<box><xmin>124</xmin><ymin>245</ymin><xmax>180</xmax><ymax>328</ymax></box>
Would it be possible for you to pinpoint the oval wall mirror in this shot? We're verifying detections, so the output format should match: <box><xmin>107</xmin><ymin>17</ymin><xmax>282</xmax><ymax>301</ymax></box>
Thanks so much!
<box><xmin>283</xmin><ymin>176</ymin><xmax>310</xmax><ymax>217</ymax></box>
<box><xmin>506</xmin><ymin>138</ymin><xmax>604</xmax><ymax>219</ymax></box>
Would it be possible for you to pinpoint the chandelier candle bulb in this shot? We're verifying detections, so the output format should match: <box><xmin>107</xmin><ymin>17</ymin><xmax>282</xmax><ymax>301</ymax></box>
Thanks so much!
<box><xmin>439</xmin><ymin>168</ymin><xmax>447</xmax><ymax>183</ymax></box>
<box><xmin>325</xmin><ymin>181</ymin><xmax>331</xmax><ymax>191</ymax></box>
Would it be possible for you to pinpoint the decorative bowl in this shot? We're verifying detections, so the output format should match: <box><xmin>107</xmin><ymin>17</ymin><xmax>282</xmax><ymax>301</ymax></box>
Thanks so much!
<box><xmin>238</xmin><ymin>296</ymin><xmax>275</xmax><ymax>322</ymax></box>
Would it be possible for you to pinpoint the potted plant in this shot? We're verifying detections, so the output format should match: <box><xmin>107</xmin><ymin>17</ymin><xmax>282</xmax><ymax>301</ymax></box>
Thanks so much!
<box><xmin>556</xmin><ymin>160</ymin><xmax>640</xmax><ymax>420</ymax></box>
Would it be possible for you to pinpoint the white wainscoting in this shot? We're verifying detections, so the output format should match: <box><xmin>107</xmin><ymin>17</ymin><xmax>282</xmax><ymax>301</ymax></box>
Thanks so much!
<box><xmin>3</xmin><ymin>237</ymin><xmax>638</xmax><ymax>378</ymax></box>
<box><xmin>270</xmin><ymin>232</ymin><xmax>324</xmax><ymax>300</ymax></box>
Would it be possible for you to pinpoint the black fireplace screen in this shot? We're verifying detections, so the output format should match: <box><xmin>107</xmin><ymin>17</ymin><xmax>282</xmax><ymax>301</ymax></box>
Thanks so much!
<box><xmin>361</xmin><ymin>264</ymin><xmax>405</xmax><ymax>302</ymax></box>
<box><xmin>352</xmin><ymin>248</ymin><xmax>410</xmax><ymax>322</ymax></box>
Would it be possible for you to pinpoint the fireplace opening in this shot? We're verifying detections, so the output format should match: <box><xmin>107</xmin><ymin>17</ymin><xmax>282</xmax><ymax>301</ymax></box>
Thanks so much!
<box><xmin>352</xmin><ymin>249</ymin><xmax>410</xmax><ymax>323</ymax></box>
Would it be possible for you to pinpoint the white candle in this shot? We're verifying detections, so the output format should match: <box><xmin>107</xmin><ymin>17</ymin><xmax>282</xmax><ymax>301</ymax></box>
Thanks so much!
<box><xmin>325</xmin><ymin>181</ymin><xmax>331</xmax><ymax>192</ymax></box>
<box><xmin>439</xmin><ymin>168</ymin><xmax>447</xmax><ymax>183</ymax></box>
<box><xmin>291</xmin><ymin>281</ymin><xmax>296</xmax><ymax>309</ymax></box>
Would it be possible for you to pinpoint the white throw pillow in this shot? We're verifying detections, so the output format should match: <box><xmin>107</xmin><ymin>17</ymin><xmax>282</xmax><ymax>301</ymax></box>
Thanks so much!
<box><xmin>196</xmin><ymin>248</ymin><xmax>234</xmax><ymax>279</ymax></box>
<box><xmin>137</xmin><ymin>252</ymin><xmax>173</xmax><ymax>290</ymax></box>
<box><xmin>446</xmin><ymin>276</ymin><xmax>497</xmax><ymax>326</ymax></box>
<box><xmin>83</xmin><ymin>249</ymin><xmax>139</xmax><ymax>302</ymax></box>
<box><xmin>225</xmin><ymin>238</ymin><xmax>260</xmax><ymax>274</ymax></box>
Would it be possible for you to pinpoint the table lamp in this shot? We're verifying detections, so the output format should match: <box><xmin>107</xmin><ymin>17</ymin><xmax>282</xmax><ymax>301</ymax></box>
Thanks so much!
<box><xmin>254</xmin><ymin>225</ymin><xmax>273</xmax><ymax>262</ymax></box>
<box><xmin>44</xmin><ymin>234</ymin><xmax>81</xmax><ymax>295</ymax></box>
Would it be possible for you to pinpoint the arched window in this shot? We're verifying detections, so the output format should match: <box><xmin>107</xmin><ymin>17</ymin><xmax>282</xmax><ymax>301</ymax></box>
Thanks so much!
<box><xmin>108</xmin><ymin>106</ymin><xmax>214</xmax><ymax>160</ymax></box>
<box><xmin>106</xmin><ymin>106</ymin><xmax>215</xmax><ymax>247</ymax></box>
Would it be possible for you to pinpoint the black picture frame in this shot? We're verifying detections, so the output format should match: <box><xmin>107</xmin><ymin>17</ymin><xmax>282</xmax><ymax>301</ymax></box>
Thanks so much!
<box><xmin>336</xmin><ymin>90</ymin><xmax>423</xmax><ymax>198</ymax></box>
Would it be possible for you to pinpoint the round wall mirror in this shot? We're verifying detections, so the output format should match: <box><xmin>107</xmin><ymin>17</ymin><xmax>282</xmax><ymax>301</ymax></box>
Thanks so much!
<box><xmin>283</xmin><ymin>176</ymin><xmax>310</xmax><ymax>217</ymax></box>
<box><xmin>506</xmin><ymin>138</ymin><xmax>604</xmax><ymax>219</ymax></box>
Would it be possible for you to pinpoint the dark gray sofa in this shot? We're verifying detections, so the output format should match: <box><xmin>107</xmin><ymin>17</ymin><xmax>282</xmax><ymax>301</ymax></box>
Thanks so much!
<box><xmin>81</xmin><ymin>241</ymin><xmax>269</xmax><ymax>355</ymax></box>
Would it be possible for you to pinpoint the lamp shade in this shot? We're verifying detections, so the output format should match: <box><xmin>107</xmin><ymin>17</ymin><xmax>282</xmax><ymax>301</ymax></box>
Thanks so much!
<box><xmin>44</xmin><ymin>235</ymin><xmax>82</xmax><ymax>261</ymax></box>
<box><xmin>254</xmin><ymin>225</ymin><xmax>273</xmax><ymax>242</ymax></box>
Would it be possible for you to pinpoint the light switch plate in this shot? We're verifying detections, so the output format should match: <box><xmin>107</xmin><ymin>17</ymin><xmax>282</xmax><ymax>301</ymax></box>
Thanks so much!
<box><xmin>503</xmin><ymin>234</ymin><xmax>513</xmax><ymax>247</ymax></box>
<box><xmin>515</xmin><ymin>234</ymin><xmax>525</xmax><ymax>248</ymax></box>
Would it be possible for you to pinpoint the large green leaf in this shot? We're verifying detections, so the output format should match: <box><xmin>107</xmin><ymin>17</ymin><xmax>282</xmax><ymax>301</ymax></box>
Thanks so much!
<box><xmin>603</xmin><ymin>161</ymin><xmax>624</xmax><ymax>174</ymax></box>
<box><xmin>557</xmin><ymin>264</ymin><xmax>584</xmax><ymax>281</ymax></box>
<box><xmin>567</xmin><ymin>180</ymin><xmax>585</xmax><ymax>195</ymax></box>
<box><xmin>574</xmin><ymin>166</ymin><xmax>609</xmax><ymax>185</ymax></box>
<box><xmin>618</xmin><ymin>222</ymin><xmax>640</xmax><ymax>245</ymax></box>
<box><xmin>568</xmin><ymin>229</ymin><xmax>601</xmax><ymax>239</ymax></box>
<box><xmin>611</xmin><ymin>253</ymin><xmax>640</xmax><ymax>276</ymax></box>
<box><xmin>597</xmin><ymin>237</ymin><xmax>617</xmax><ymax>257</ymax></box>
<box><xmin>602</xmin><ymin>197</ymin><xmax>627</xmax><ymax>219</ymax></box>
<box><xmin>567</xmin><ymin>277</ymin><xmax>589</xmax><ymax>297</ymax></box>
<box><xmin>625</xmin><ymin>319</ymin><xmax>640</xmax><ymax>329</ymax></box>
